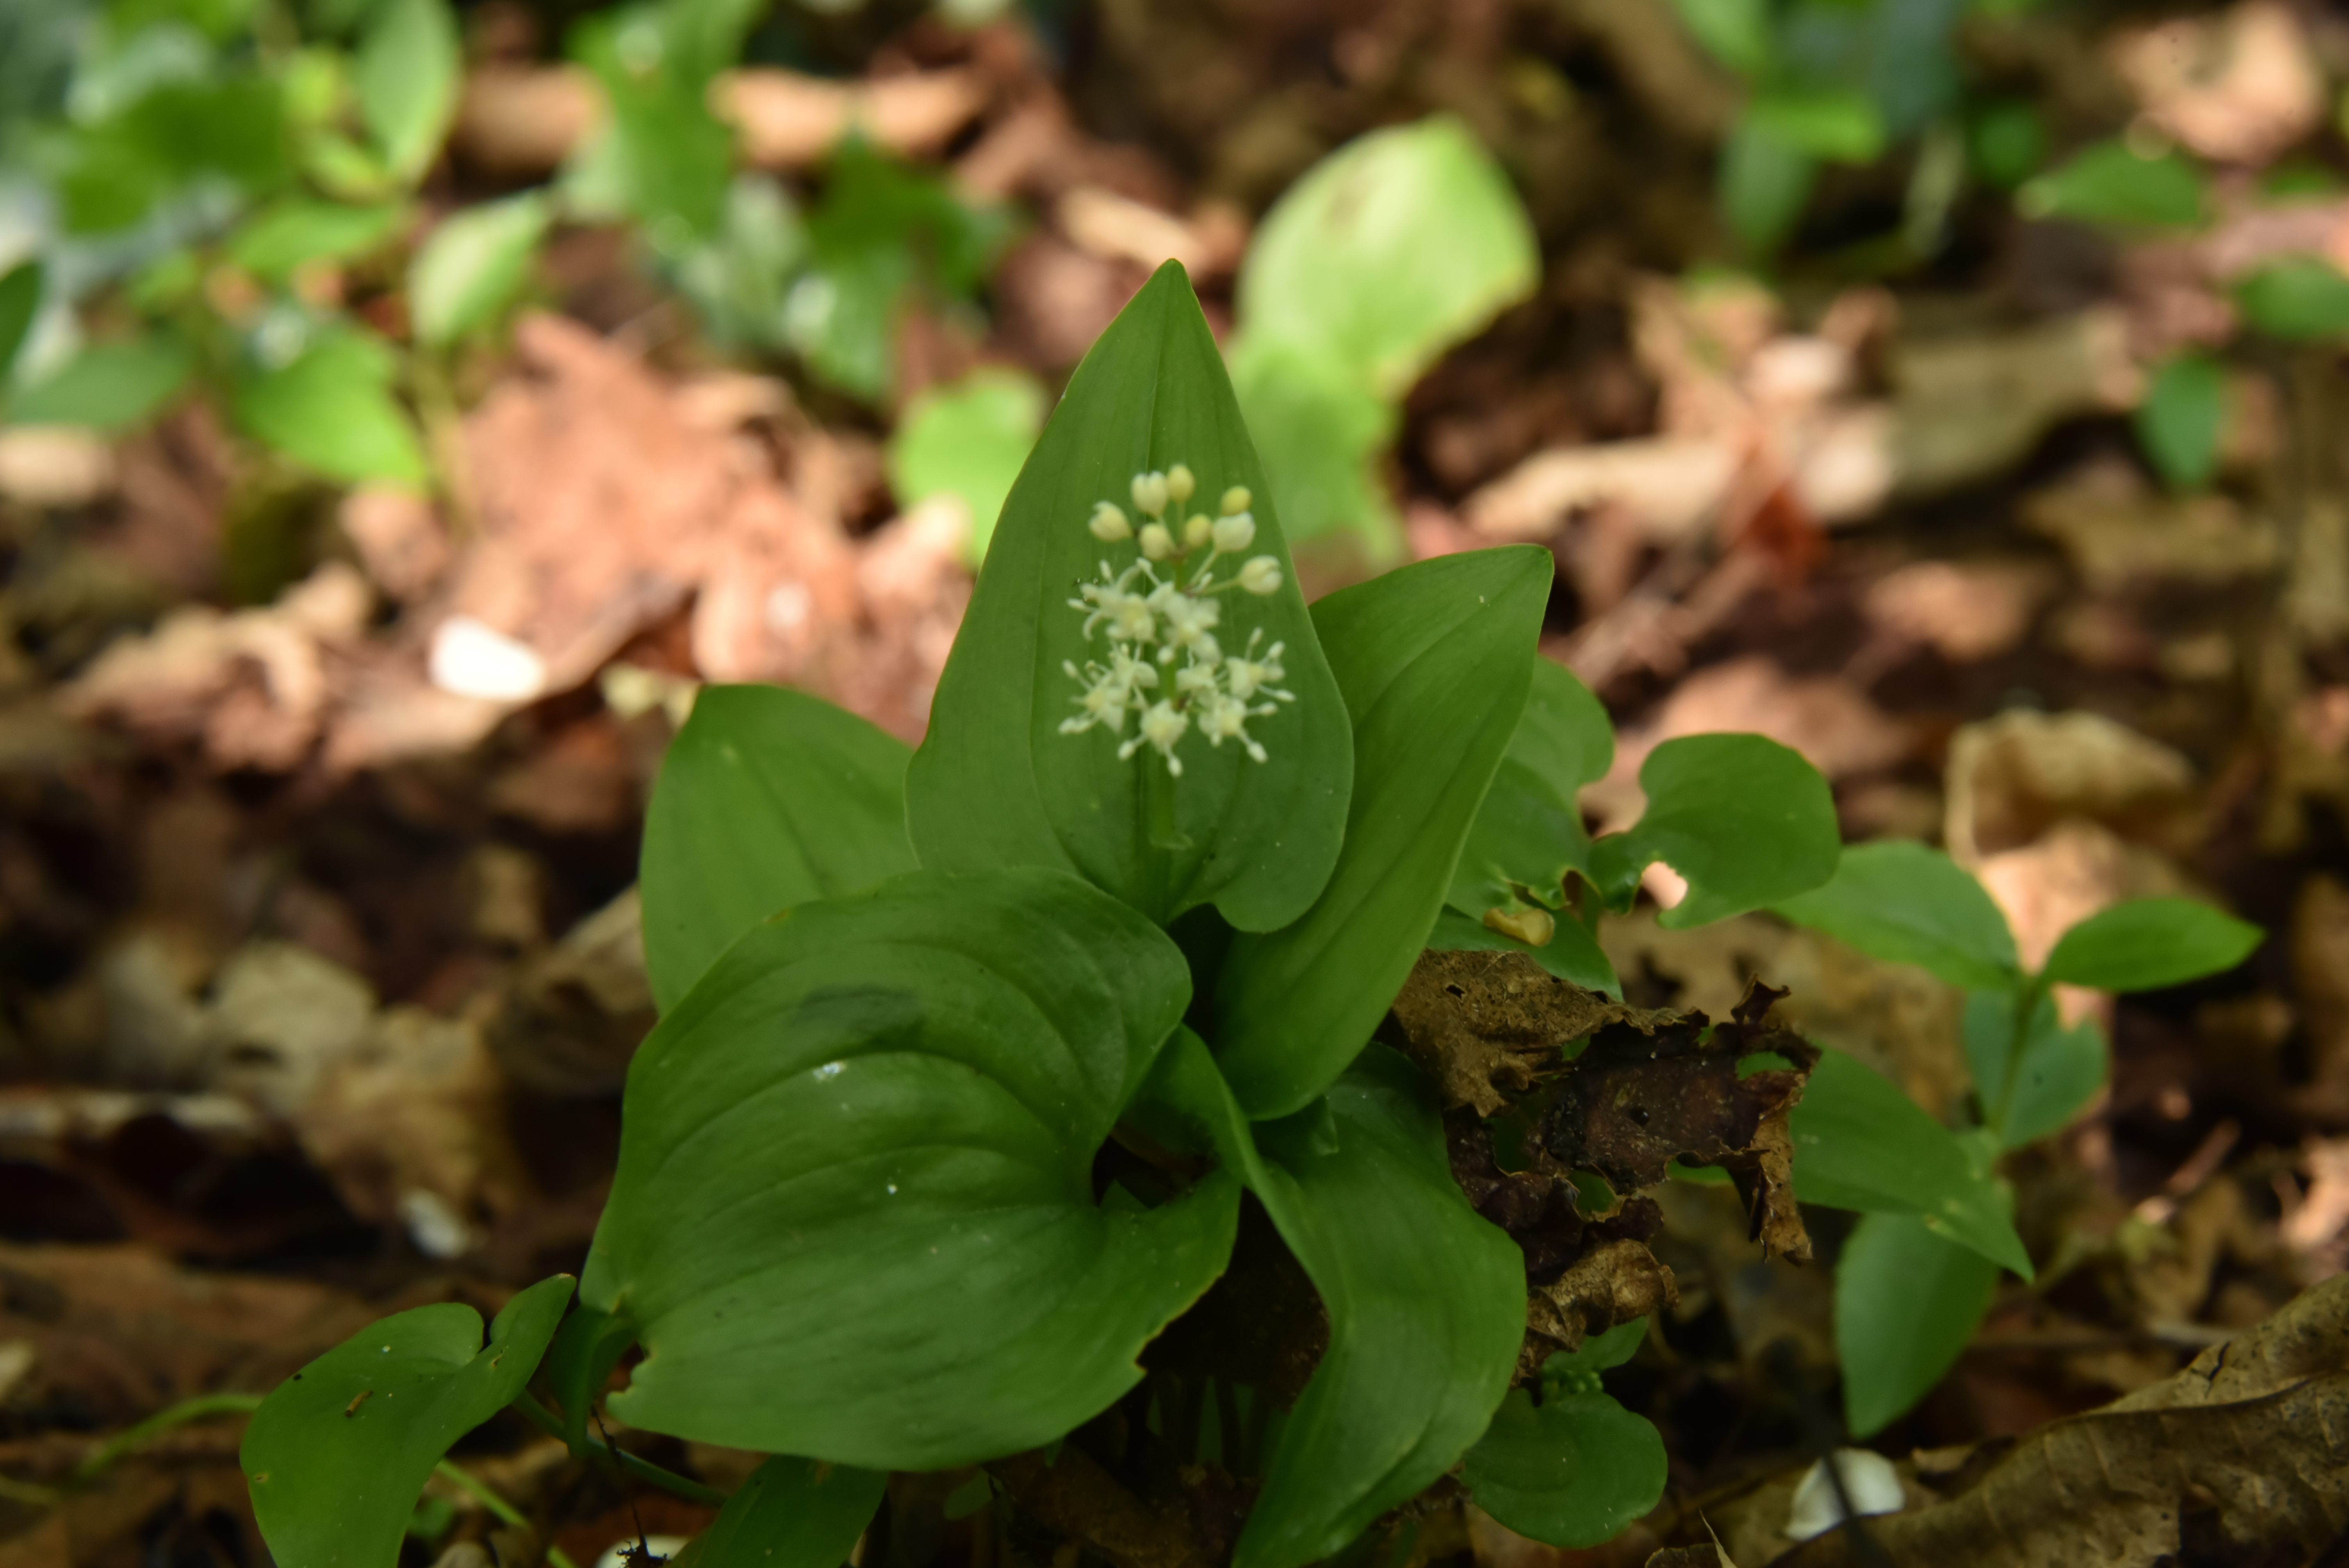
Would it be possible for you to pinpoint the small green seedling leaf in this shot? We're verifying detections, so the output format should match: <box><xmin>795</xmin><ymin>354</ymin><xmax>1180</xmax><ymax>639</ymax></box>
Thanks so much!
<box><xmin>1225</xmin><ymin>337</ymin><xmax>1396</xmax><ymax>552</ymax></box>
<box><xmin>9</xmin><ymin>336</ymin><xmax>194</xmax><ymax>430</ymax></box>
<box><xmin>229</xmin><ymin>200</ymin><xmax>405</xmax><ymax>279</ymax></box>
<box><xmin>908</xmin><ymin>262</ymin><xmax>1352</xmax><ymax>935</ymax></box>
<box><xmin>2019</xmin><ymin>139</ymin><xmax>2206</xmax><ymax>229</ymax></box>
<box><xmin>1587</xmin><ymin>734</ymin><xmax>1839</xmax><ymax>929</ymax></box>
<box><xmin>243</xmin><ymin>1274</ymin><xmax>574</xmax><ymax>1568</ymax></box>
<box><xmin>1790</xmin><ymin>1049</ymin><xmax>2032</xmax><ymax>1278</ymax></box>
<box><xmin>887</xmin><ymin>367</ymin><xmax>1047</xmax><ymax>563</ymax></box>
<box><xmin>1460</xmin><ymin>1390</ymin><xmax>1666</xmax><ymax>1550</ymax></box>
<box><xmin>1747</xmin><ymin>88</ymin><xmax>1886</xmax><ymax>164</ymax></box>
<box><xmin>1722</xmin><ymin>117</ymin><xmax>1816</xmax><ymax>253</ymax></box>
<box><xmin>677</xmin><ymin>1456</ymin><xmax>888</xmax><ymax>1568</ymax></box>
<box><xmin>2039</xmin><ymin>897</ymin><xmax>2261</xmax><ymax>992</ymax></box>
<box><xmin>1449</xmin><ymin>657</ymin><xmax>1614</xmax><ymax>919</ymax></box>
<box><xmin>585</xmin><ymin>868</ymin><xmax>1235</xmax><ymax>1469</ymax></box>
<box><xmin>1771</xmin><ymin>840</ymin><xmax>2019</xmax><ymax>991</ymax></box>
<box><xmin>1670</xmin><ymin>0</ymin><xmax>1771</xmax><ymax>75</ymax></box>
<box><xmin>1835</xmin><ymin>1211</ymin><xmax>1998</xmax><ymax>1438</ymax></box>
<box><xmin>1426</xmin><ymin>906</ymin><xmax>1619</xmax><ymax>996</ymax></box>
<box><xmin>411</xmin><ymin>192</ymin><xmax>550</xmax><ymax>351</ymax></box>
<box><xmin>640</xmin><ymin>684</ymin><xmax>917</xmax><ymax>1013</ymax></box>
<box><xmin>1967</xmin><ymin>990</ymin><xmax>2105</xmax><ymax>1149</ymax></box>
<box><xmin>1213</xmin><ymin>546</ymin><xmax>1551</xmax><ymax>1118</ymax></box>
<box><xmin>232</xmin><ymin>333</ymin><xmax>428</xmax><ymax>487</ymax></box>
<box><xmin>2236</xmin><ymin>257</ymin><xmax>2349</xmax><ymax>341</ymax></box>
<box><xmin>2135</xmin><ymin>353</ymin><xmax>2226</xmax><ymax>492</ymax></box>
<box><xmin>0</xmin><ymin>259</ymin><xmax>43</xmax><ymax>382</ymax></box>
<box><xmin>355</xmin><ymin>0</ymin><xmax>460</xmax><ymax>182</ymax></box>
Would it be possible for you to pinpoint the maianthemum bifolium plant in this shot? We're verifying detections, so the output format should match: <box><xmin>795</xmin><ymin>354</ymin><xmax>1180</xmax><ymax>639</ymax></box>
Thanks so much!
<box><xmin>237</xmin><ymin>263</ymin><xmax>2262</xmax><ymax>1568</ymax></box>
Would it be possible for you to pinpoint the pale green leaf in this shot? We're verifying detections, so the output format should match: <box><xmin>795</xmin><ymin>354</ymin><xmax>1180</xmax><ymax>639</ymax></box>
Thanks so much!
<box><xmin>1836</xmin><ymin>1212</ymin><xmax>1997</xmax><ymax>1437</ymax></box>
<box><xmin>1771</xmin><ymin>840</ymin><xmax>2019</xmax><ymax>991</ymax></box>
<box><xmin>1966</xmin><ymin>990</ymin><xmax>2105</xmax><ymax>1149</ymax></box>
<box><xmin>2135</xmin><ymin>353</ymin><xmax>2226</xmax><ymax>492</ymax></box>
<box><xmin>355</xmin><ymin>0</ymin><xmax>459</xmax><ymax>181</ymax></box>
<box><xmin>887</xmin><ymin>367</ymin><xmax>1047</xmax><ymax>563</ymax></box>
<box><xmin>229</xmin><ymin>200</ymin><xmax>405</xmax><ymax>278</ymax></box>
<box><xmin>2019</xmin><ymin>139</ymin><xmax>2205</xmax><ymax>229</ymax></box>
<box><xmin>410</xmin><ymin>193</ymin><xmax>550</xmax><ymax>351</ymax></box>
<box><xmin>7</xmin><ymin>335</ymin><xmax>192</xmax><ymax>431</ymax></box>
<box><xmin>232</xmin><ymin>334</ymin><xmax>427</xmax><ymax>487</ymax></box>
<box><xmin>2039</xmin><ymin>897</ymin><xmax>2262</xmax><ymax>992</ymax></box>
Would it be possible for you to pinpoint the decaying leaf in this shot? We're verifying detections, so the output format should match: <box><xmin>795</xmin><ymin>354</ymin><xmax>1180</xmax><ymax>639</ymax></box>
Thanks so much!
<box><xmin>1391</xmin><ymin>948</ymin><xmax>1654</xmax><ymax>1116</ymax></box>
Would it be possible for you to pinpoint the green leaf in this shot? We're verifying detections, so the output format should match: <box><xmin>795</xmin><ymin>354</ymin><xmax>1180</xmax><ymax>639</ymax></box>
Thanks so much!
<box><xmin>2039</xmin><ymin>897</ymin><xmax>2261</xmax><ymax>992</ymax></box>
<box><xmin>1460</xmin><ymin>1391</ymin><xmax>1666</xmax><ymax>1549</ymax></box>
<box><xmin>583</xmin><ymin>867</ymin><xmax>1236</xmax><ymax>1468</ymax></box>
<box><xmin>1966</xmin><ymin>990</ymin><xmax>2104</xmax><ymax>1149</ymax></box>
<box><xmin>7</xmin><ymin>335</ymin><xmax>192</xmax><ymax>430</ymax></box>
<box><xmin>906</xmin><ymin>262</ymin><xmax>1353</xmax><ymax>933</ymax></box>
<box><xmin>1587</xmin><ymin>734</ymin><xmax>1838</xmax><ymax>930</ymax></box>
<box><xmin>679</xmin><ymin>1457</ymin><xmax>888</xmax><ymax>1568</ymax></box>
<box><xmin>230</xmin><ymin>200</ymin><xmax>406</xmax><ymax>278</ymax></box>
<box><xmin>1835</xmin><ymin>1211</ymin><xmax>1997</xmax><ymax>1437</ymax></box>
<box><xmin>1747</xmin><ymin>88</ymin><xmax>1887</xmax><ymax>164</ymax></box>
<box><xmin>2019</xmin><ymin>139</ymin><xmax>2206</xmax><ymax>229</ymax></box>
<box><xmin>1212</xmin><ymin>547</ymin><xmax>1551</xmax><ymax>1119</ymax></box>
<box><xmin>2235</xmin><ymin>257</ymin><xmax>2349</xmax><ymax>342</ymax></box>
<box><xmin>1226</xmin><ymin>335</ymin><xmax>1397</xmax><ymax>553</ymax></box>
<box><xmin>1967</xmin><ymin>98</ymin><xmax>2046</xmax><ymax>191</ymax></box>
<box><xmin>1426</xmin><ymin>906</ymin><xmax>1619</xmax><ymax>996</ymax></box>
<box><xmin>1550</xmin><ymin>1316</ymin><xmax>1645</xmax><ymax>1376</ymax></box>
<box><xmin>1721</xmin><ymin>118</ymin><xmax>1816</xmax><ymax>254</ymax></box>
<box><xmin>640</xmin><ymin>684</ymin><xmax>918</xmax><ymax>1014</ymax></box>
<box><xmin>1449</xmin><ymin>657</ymin><xmax>1614</xmax><ymax>919</ymax></box>
<box><xmin>565</xmin><ymin>0</ymin><xmax>761</xmax><ymax>244</ymax></box>
<box><xmin>355</xmin><ymin>0</ymin><xmax>460</xmax><ymax>181</ymax></box>
<box><xmin>0</xmin><ymin>259</ymin><xmax>42</xmax><ymax>382</ymax></box>
<box><xmin>542</xmin><ymin>1303</ymin><xmax>636</xmax><ymax>1457</ymax></box>
<box><xmin>1670</xmin><ymin>0</ymin><xmax>1771</xmax><ymax>75</ymax></box>
<box><xmin>243</xmin><ymin>1275</ymin><xmax>574</xmax><ymax>1568</ymax></box>
<box><xmin>232</xmin><ymin>333</ymin><xmax>427</xmax><ymax>487</ymax></box>
<box><xmin>1133</xmin><ymin>1035</ymin><xmax>1522</xmax><ymax>1568</ymax></box>
<box><xmin>411</xmin><ymin>192</ymin><xmax>551</xmax><ymax>351</ymax></box>
<box><xmin>2135</xmin><ymin>353</ymin><xmax>2226</xmax><ymax>491</ymax></box>
<box><xmin>1770</xmin><ymin>840</ymin><xmax>2019</xmax><ymax>991</ymax></box>
<box><xmin>887</xmin><ymin>367</ymin><xmax>1047</xmax><ymax>564</ymax></box>
<box><xmin>1789</xmin><ymin>1049</ymin><xmax>2032</xmax><ymax>1278</ymax></box>
<box><xmin>1235</xmin><ymin>116</ymin><xmax>1538</xmax><ymax>401</ymax></box>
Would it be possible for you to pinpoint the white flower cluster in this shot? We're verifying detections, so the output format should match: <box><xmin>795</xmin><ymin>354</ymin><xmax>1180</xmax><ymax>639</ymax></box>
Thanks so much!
<box><xmin>1060</xmin><ymin>462</ymin><xmax>1293</xmax><ymax>776</ymax></box>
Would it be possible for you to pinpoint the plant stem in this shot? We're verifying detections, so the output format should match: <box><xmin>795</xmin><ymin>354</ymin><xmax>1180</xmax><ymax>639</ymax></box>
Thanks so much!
<box><xmin>74</xmin><ymin>1392</ymin><xmax>263</xmax><ymax>1481</ymax></box>
<box><xmin>510</xmin><ymin>1394</ymin><xmax>726</xmax><ymax>1507</ymax></box>
<box><xmin>1989</xmin><ymin>976</ymin><xmax>2046</xmax><ymax>1136</ymax></box>
<box><xmin>433</xmin><ymin>1459</ymin><xmax>582</xmax><ymax>1568</ymax></box>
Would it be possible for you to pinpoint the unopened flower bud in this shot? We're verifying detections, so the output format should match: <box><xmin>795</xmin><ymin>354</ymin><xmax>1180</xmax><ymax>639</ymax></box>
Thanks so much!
<box><xmin>1166</xmin><ymin>463</ymin><xmax>1195</xmax><ymax>504</ymax></box>
<box><xmin>1211</xmin><ymin>510</ymin><xmax>1256</xmax><ymax>552</ymax></box>
<box><xmin>1139</xmin><ymin>522</ymin><xmax>1174</xmax><ymax>560</ymax></box>
<box><xmin>1089</xmin><ymin>501</ymin><xmax>1132</xmax><ymax>542</ymax></box>
<box><xmin>1132</xmin><ymin>470</ymin><xmax>1170</xmax><ymax>517</ymax></box>
<box><xmin>1219</xmin><ymin>485</ymin><xmax>1251</xmax><ymax>516</ymax></box>
<box><xmin>1239</xmin><ymin>555</ymin><xmax>1283</xmax><ymax>595</ymax></box>
<box><xmin>1183</xmin><ymin>513</ymin><xmax>1213</xmax><ymax>550</ymax></box>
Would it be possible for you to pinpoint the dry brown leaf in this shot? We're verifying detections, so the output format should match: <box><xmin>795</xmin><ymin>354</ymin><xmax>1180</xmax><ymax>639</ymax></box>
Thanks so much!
<box><xmin>1944</xmin><ymin>708</ymin><xmax>2201</xmax><ymax>865</ymax></box>
<box><xmin>2021</xmin><ymin>485</ymin><xmax>2278</xmax><ymax>590</ymax></box>
<box><xmin>1391</xmin><ymin>949</ymin><xmax>1647</xmax><ymax>1116</ymax></box>
<box><xmin>2110</xmin><ymin>2</ymin><xmax>2322</xmax><ymax>166</ymax></box>
<box><xmin>716</xmin><ymin>66</ymin><xmax>990</xmax><ymax>169</ymax></box>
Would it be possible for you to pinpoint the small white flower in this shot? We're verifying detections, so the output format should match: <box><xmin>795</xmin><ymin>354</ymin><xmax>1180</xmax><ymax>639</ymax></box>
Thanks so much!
<box><xmin>1219</xmin><ymin>485</ymin><xmax>1251</xmax><ymax>516</ymax></box>
<box><xmin>1120</xmin><ymin>699</ymin><xmax>1190</xmax><ymax>774</ymax></box>
<box><xmin>1166</xmin><ymin>463</ymin><xmax>1196</xmax><ymax>504</ymax></box>
<box><xmin>1225</xmin><ymin>633</ymin><xmax>1290</xmax><ymax>703</ymax></box>
<box><xmin>1197</xmin><ymin>691</ymin><xmax>1271</xmax><ymax>763</ymax></box>
<box><xmin>1089</xmin><ymin>501</ymin><xmax>1132</xmax><ymax>542</ymax></box>
<box><xmin>1139</xmin><ymin>522</ymin><xmax>1174</xmax><ymax>561</ymax></box>
<box><xmin>1132</xmin><ymin>470</ymin><xmax>1170</xmax><ymax>518</ymax></box>
<box><xmin>1183</xmin><ymin>513</ymin><xmax>1213</xmax><ymax>551</ymax></box>
<box><xmin>1211</xmin><ymin>510</ymin><xmax>1256</xmax><ymax>553</ymax></box>
<box><xmin>1153</xmin><ymin>584</ymin><xmax>1221</xmax><ymax>654</ymax></box>
<box><xmin>1239</xmin><ymin>556</ymin><xmax>1284</xmax><ymax>596</ymax></box>
<box><xmin>1175</xmin><ymin>659</ymin><xmax>1219</xmax><ymax>696</ymax></box>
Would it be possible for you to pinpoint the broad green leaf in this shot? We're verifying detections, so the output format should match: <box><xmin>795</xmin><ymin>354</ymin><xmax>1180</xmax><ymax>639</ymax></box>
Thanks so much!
<box><xmin>1670</xmin><ymin>0</ymin><xmax>1771</xmax><ymax>75</ymax></box>
<box><xmin>7</xmin><ymin>335</ymin><xmax>193</xmax><ymax>430</ymax></box>
<box><xmin>1226</xmin><ymin>336</ymin><xmax>1397</xmax><ymax>553</ymax></box>
<box><xmin>61</xmin><ymin>75</ymin><xmax>292</xmax><ymax>232</ymax></box>
<box><xmin>2019</xmin><ymin>139</ymin><xmax>2205</xmax><ymax>229</ymax></box>
<box><xmin>1587</xmin><ymin>734</ymin><xmax>1838</xmax><ymax>930</ymax></box>
<box><xmin>1212</xmin><ymin>547</ymin><xmax>1551</xmax><ymax>1119</ymax></box>
<box><xmin>677</xmin><ymin>1457</ymin><xmax>887</xmax><ymax>1568</ymax></box>
<box><xmin>1966</xmin><ymin>990</ymin><xmax>2104</xmax><ymax>1149</ymax></box>
<box><xmin>243</xmin><ymin>1275</ymin><xmax>573</xmax><ymax>1568</ymax></box>
<box><xmin>0</xmin><ymin>260</ymin><xmax>41</xmax><ymax>381</ymax></box>
<box><xmin>542</xmin><ymin>1302</ymin><xmax>635</xmax><ymax>1456</ymax></box>
<box><xmin>2135</xmin><ymin>353</ymin><xmax>2226</xmax><ymax>492</ymax></box>
<box><xmin>1132</xmin><ymin>1035</ymin><xmax>1522</xmax><ymax>1568</ymax></box>
<box><xmin>1236</xmin><ymin>116</ymin><xmax>1538</xmax><ymax>401</ymax></box>
<box><xmin>1450</xmin><ymin>657</ymin><xmax>1613</xmax><ymax>919</ymax></box>
<box><xmin>2236</xmin><ymin>257</ymin><xmax>2349</xmax><ymax>341</ymax></box>
<box><xmin>230</xmin><ymin>200</ymin><xmax>405</xmax><ymax>278</ymax></box>
<box><xmin>1770</xmin><ymin>840</ymin><xmax>2019</xmax><ymax>991</ymax></box>
<box><xmin>410</xmin><ymin>193</ymin><xmax>551</xmax><ymax>351</ymax></box>
<box><xmin>1427</xmin><ymin>906</ymin><xmax>1618</xmax><ymax>997</ymax></box>
<box><xmin>1747</xmin><ymin>88</ymin><xmax>1886</xmax><ymax>164</ymax></box>
<box><xmin>1722</xmin><ymin>118</ymin><xmax>1816</xmax><ymax>253</ymax></box>
<box><xmin>887</xmin><ymin>367</ymin><xmax>1047</xmax><ymax>563</ymax></box>
<box><xmin>1967</xmin><ymin>99</ymin><xmax>2046</xmax><ymax>191</ymax></box>
<box><xmin>1460</xmin><ymin>1391</ymin><xmax>1666</xmax><ymax>1549</ymax></box>
<box><xmin>1789</xmin><ymin>1048</ymin><xmax>2032</xmax><ymax>1278</ymax></box>
<box><xmin>907</xmin><ymin>262</ymin><xmax>1353</xmax><ymax>934</ymax></box>
<box><xmin>2040</xmin><ymin>897</ymin><xmax>2261</xmax><ymax>992</ymax></box>
<box><xmin>355</xmin><ymin>0</ymin><xmax>459</xmax><ymax>181</ymax></box>
<box><xmin>584</xmin><ymin>867</ymin><xmax>1236</xmax><ymax>1468</ymax></box>
<box><xmin>232</xmin><ymin>334</ymin><xmax>427</xmax><ymax>487</ymax></box>
<box><xmin>1835</xmin><ymin>1211</ymin><xmax>1997</xmax><ymax>1437</ymax></box>
<box><xmin>640</xmin><ymin>684</ymin><xmax>918</xmax><ymax>1013</ymax></box>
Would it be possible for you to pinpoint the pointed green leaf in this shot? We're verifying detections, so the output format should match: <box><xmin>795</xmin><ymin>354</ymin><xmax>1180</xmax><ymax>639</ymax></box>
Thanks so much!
<box><xmin>230</xmin><ymin>200</ymin><xmax>405</xmax><ymax>279</ymax></box>
<box><xmin>411</xmin><ymin>192</ymin><xmax>550</xmax><ymax>351</ymax></box>
<box><xmin>1966</xmin><ymin>990</ymin><xmax>2105</xmax><ymax>1149</ymax></box>
<box><xmin>1771</xmin><ymin>840</ymin><xmax>2020</xmax><ymax>991</ymax></box>
<box><xmin>887</xmin><ymin>367</ymin><xmax>1047</xmax><ymax>563</ymax></box>
<box><xmin>9</xmin><ymin>335</ymin><xmax>194</xmax><ymax>431</ymax></box>
<box><xmin>1212</xmin><ymin>547</ymin><xmax>1550</xmax><ymax>1119</ymax></box>
<box><xmin>2019</xmin><ymin>139</ymin><xmax>2206</xmax><ymax>229</ymax></box>
<box><xmin>243</xmin><ymin>1275</ymin><xmax>574</xmax><ymax>1568</ymax></box>
<box><xmin>1449</xmin><ymin>657</ymin><xmax>1613</xmax><ymax>918</ymax></box>
<box><xmin>1722</xmin><ymin>117</ymin><xmax>1816</xmax><ymax>254</ymax></box>
<box><xmin>2136</xmin><ymin>353</ymin><xmax>2226</xmax><ymax>492</ymax></box>
<box><xmin>1588</xmin><ymin>734</ymin><xmax>1838</xmax><ymax>929</ymax></box>
<box><xmin>678</xmin><ymin>1456</ymin><xmax>887</xmax><ymax>1568</ymax></box>
<box><xmin>232</xmin><ymin>333</ymin><xmax>427</xmax><ymax>486</ymax></box>
<box><xmin>907</xmin><ymin>262</ymin><xmax>1352</xmax><ymax>932</ymax></box>
<box><xmin>585</xmin><ymin>867</ymin><xmax>1236</xmax><ymax>1468</ymax></box>
<box><xmin>641</xmin><ymin>685</ymin><xmax>918</xmax><ymax>1013</ymax></box>
<box><xmin>1836</xmin><ymin>1212</ymin><xmax>1997</xmax><ymax>1437</ymax></box>
<box><xmin>355</xmin><ymin>0</ymin><xmax>459</xmax><ymax>182</ymax></box>
<box><xmin>1460</xmin><ymin>1391</ymin><xmax>1666</xmax><ymax>1550</ymax></box>
<box><xmin>1747</xmin><ymin>88</ymin><xmax>1886</xmax><ymax>164</ymax></box>
<box><xmin>0</xmin><ymin>259</ymin><xmax>43</xmax><ymax>381</ymax></box>
<box><xmin>1790</xmin><ymin>1049</ymin><xmax>2031</xmax><ymax>1278</ymax></box>
<box><xmin>2236</xmin><ymin>257</ymin><xmax>2349</xmax><ymax>341</ymax></box>
<box><xmin>2039</xmin><ymin>897</ymin><xmax>2261</xmax><ymax>992</ymax></box>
